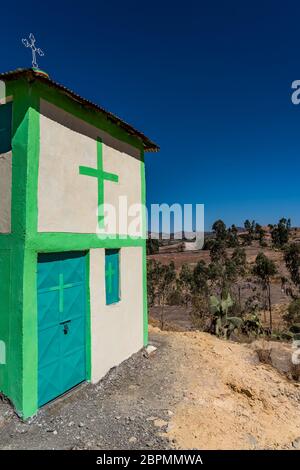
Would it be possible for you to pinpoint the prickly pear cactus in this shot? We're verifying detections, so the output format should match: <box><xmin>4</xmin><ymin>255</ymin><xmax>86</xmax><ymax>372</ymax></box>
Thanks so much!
<box><xmin>209</xmin><ymin>293</ymin><xmax>236</xmax><ymax>338</ymax></box>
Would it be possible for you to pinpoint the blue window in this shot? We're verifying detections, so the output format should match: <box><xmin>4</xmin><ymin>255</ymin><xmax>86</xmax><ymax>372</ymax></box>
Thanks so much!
<box><xmin>0</xmin><ymin>102</ymin><xmax>12</xmax><ymax>154</ymax></box>
<box><xmin>105</xmin><ymin>249</ymin><xmax>120</xmax><ymax>305</ymax></box>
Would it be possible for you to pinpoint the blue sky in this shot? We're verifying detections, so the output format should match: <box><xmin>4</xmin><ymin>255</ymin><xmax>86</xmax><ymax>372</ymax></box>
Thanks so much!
<box><xmin>2</xmin><ymin>0</ymin><xmax>300</xmax><ymax>230</ymax></box>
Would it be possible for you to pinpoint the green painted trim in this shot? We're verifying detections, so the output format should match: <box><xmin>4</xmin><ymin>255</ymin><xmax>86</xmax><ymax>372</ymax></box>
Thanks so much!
<box><xmin>85</xmin><ymin>251</ymin><xmax>91</xmax><ymax>381</ymax></box>
<box><xmin>25</xmin><ymin>91</ymin><xmax>40</xmax><ymax>239</ymax></box>
<box><xmin>8</xmin><ymin>243</ymin><xmax>25</xmax><ymax>414</ymax></box>
<box><xmin>0</xmin><ymin>79</ymin><xmax>38</xmax><ymax>417</ymax></box>
<box><xmin>27</xmin><ymin>233</ymin><xmax>144</xmax><ymax>252</ymax></box>
<box><xmin>20</xmin><ymin>84</ymin><xmax>40</xmax><ymax>419</ymax></box>
<box><xmin>140</xmin><ymin>151</ymin><xmax>148</xmax><ymax>346</ymax></box>
<box><xmin>22</xmin><ymin>249</ymin><xmax>38</xmax><ymax>418</ymax></box>
<box><xmin>79</xmin><ymin>138</ymin><xmax>119</xmax><ymax>229</ymax></box>
<box><xmin>8</xmin><ymin>81</ymin><xmax>31</xmax><ymax>416</ymax></box>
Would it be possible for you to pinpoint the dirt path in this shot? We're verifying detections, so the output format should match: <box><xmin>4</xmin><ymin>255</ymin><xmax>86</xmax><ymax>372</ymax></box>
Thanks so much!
<box><xmin>1</xmin><ymin>327</ymin><xmax>300</xmax><ymax>449</ymax></box>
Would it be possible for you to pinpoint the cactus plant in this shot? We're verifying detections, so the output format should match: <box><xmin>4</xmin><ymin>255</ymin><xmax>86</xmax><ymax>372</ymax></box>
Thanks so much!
<box><xmin>209</xmin><ymin>293</ymin><xmax>241</xmax><ymax>338</ymax></box>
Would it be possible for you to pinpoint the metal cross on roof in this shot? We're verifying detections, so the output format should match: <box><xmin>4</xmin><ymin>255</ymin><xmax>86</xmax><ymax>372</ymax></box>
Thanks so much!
<box><xmin>22</xmin><ymin>33</ymin><xmax>44</xmax><ymax>69</ymax></box>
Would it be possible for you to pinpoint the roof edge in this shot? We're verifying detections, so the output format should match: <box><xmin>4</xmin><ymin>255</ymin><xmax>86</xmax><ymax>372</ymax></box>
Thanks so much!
<box><xmin>0</xmin><ymin>68</ymin><xmax>159</xmax><ymax>153</ymax></box>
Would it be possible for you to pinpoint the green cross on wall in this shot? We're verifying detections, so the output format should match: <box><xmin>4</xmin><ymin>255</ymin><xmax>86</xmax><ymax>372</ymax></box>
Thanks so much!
<box><xmin>105</xmin><ymin>262</ymin><xmax>115</xmax><ymax>294</ymax></box>
<box><xmin>79</xmin><ymin>138</ymin><xmax>119</xmax><ymax>229</ymax></box>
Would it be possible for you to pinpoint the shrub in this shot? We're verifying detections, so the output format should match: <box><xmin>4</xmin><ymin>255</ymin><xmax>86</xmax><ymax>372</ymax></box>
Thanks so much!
<box><xmin>289</xmin><ymin>323</ymin><xmax>300</xmax><ymax>334</ymax></box>
<box><xmin>167</xmin><ymin>289</ymin><xmax>182</xmax><ymax>306</ymax></box>
<box><xmin>284</xmin><ymin>299</ymin><xmax>300</xmax><ymax>325</ymax></box>
<box><xmin>190</xmin><ymin>295</ymin><xmax>211</xmax><ymax>331</ymax></box>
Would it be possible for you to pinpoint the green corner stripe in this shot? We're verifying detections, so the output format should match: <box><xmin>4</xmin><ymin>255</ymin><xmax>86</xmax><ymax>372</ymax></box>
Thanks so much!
<box><xmin>85</xmin><ymin>252</ymin><xmax>91</xmax><ymax>382</ymax></box>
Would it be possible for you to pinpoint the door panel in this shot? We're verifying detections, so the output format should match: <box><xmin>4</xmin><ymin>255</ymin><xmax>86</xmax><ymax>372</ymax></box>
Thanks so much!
<box><xmin>37</xmin><ymin>251</ymin><xmax>87</xmax><ymax>407</ymax></box>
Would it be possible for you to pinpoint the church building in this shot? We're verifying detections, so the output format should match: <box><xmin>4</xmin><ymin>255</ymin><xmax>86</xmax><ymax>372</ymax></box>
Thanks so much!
<box><xmin>0</xmin><ymin>68</ymin><xmax>158</xmax><ymax>418</ymax></box>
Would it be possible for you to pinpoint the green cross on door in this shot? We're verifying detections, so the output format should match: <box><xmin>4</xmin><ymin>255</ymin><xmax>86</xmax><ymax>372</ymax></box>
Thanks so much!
<box><xmin>47</xmin><ymin>273</ymin><xmax>81</xmax><ymax>313</ymax></box>
<box><xmin>79</xmin><ymin>137</ymin><xmax>119</xmax><ymax>229</ymax></box>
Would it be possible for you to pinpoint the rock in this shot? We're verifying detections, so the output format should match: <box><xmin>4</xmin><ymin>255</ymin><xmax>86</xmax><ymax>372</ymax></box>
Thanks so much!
<box><xmin>153</xmin><ymin>419</ymin><xmax>168</xmax><ymax>428</ymax></box>
<box><xmin>167</xmin><ymin>410</ymin><xmax>174</xmax><ymax>417</ymax></box>
<box><xmin>146</xmin><ymin>416</ymin><xmax>157</xmax><ymax>421</ymax></box>
<box><xmin>247</xmin><ymin>434</ymin><xmax>258</xmax><ymax>446</ymax></box>
<box><xmin>128</xmin><ymin>385</ymin><xmax>136</xmax><ymax>390</ymax></box>
<box><xmin>129</xmin><ymin>436</ymin><xmax>137</xmax><ymax>444</ymax></box>
<box><xmin>166</xmin><ymin>423</ymin><xmax>175</xmax><ymax>432</ymax></box>
<box><xmin>292</xmin><ymin>437</ymin><xmax>300</xmax><ymax>449</ymax></box>
<box><xmin>144</xmin><ymin>345</ymin><xmax>157</xmax><ymax>358</ymax></box>
<box><xmin>53</xmin><ymin>430</ymin><xmax>57</xmax><ymax>435</ymax></box>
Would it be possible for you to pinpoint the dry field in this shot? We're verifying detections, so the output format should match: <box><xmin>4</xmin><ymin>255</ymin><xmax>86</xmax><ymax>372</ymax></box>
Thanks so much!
<box><xmin>148</xmin><ymin>240</ymin><xmax>294</xmax><ymax>332</ymax></box>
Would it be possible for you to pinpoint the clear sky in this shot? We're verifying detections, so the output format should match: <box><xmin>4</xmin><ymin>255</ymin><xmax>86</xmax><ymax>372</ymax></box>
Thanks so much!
<box><xmin>1</xmin><ymin>0</ymin><xmax>300</xmax><ymax>230</ymax></box>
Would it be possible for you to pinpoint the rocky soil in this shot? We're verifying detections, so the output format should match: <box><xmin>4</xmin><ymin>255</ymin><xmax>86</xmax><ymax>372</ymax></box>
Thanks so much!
<box><xmin>1</xmin><ymin>326</ymin><xmax>300</xmax><ymax>450</ymax></box>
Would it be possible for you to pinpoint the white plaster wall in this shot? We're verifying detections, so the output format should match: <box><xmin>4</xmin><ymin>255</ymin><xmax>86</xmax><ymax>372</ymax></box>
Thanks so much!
<box><xmin>89</xmin><ymin>246</ymin><xmax>143</xmax><ymax>382</ymax></box>
<box><xmin>0</xmin><ymin>151</ymin><xmax>12</xmax><ymax>233</ymax></box>
<box><xmin>38</xmin><ymin>100</ymin><xmax>142</xmax><ymax>235</ymax></box>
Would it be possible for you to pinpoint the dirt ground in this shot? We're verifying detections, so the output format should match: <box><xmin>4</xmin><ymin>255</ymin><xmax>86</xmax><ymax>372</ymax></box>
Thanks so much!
<box><xmin>1</xmin><ymin>326</ymin><xmax>300</xmax><ymax>450</ymax></box>
<box><xmin>150</xmin><ymin>301</ymin><xmax>291</xmax><ymax>333</ymax></box>
<box><xmin>148</xmin><ymin>244</ymin><xmax>285</xmax><ymax>270</ymax></box>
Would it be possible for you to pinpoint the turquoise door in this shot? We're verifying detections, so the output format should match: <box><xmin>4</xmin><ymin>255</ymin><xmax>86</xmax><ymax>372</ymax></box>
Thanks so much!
<box><xmin>37</xmin><ymin>251</ymin><xmax>87</xmax><ymax>407</ymax></box>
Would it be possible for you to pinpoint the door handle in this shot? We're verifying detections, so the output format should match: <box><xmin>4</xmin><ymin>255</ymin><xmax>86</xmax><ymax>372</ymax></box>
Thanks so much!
<box><xmin>60</xmin><ymin>320</ymin><xmax>71</xmax><ymax>335</ymax></box>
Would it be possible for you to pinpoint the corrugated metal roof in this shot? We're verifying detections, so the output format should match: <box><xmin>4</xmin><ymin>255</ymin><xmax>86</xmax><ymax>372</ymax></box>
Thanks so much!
<box><xmin>0</xmin><ymin>68</ymin><xmax>159</xmax><ymax>152</ymax></box>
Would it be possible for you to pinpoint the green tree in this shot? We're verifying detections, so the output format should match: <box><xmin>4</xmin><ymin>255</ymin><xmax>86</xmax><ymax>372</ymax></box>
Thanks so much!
<box><xmin>177</xmin><ymin>263</ymin><xmax>193</xmax><ymax>310</ymax></box>
<box><xmin>255</xmin><ymin>223</ymin><xmax>266</xmax><ymax>247</ymax></box>
<box><xmin>231</xmin><ymin>246</ymin><xmax>246</xmax><ymax>270</ymax></box>
<box><xmin>210</xmin><ymin>239</ymin><xmax>227</xmax><ymax>263</ymax></box>
<box><xmin>156</xmin><ymin>261</ymin><xmax>176</xmax><ymax>330</ymax></box>
<box><xmin>244</xmin><ymin>219</ymin><xmax>255</xmax><ymax>245</ymax></box>
<box><xmin>147</xmin><ymin>238</ymin><xmax>159</xmax><ymax>255</ymax></box>
<box><xmin>283</xmin><ymin>298</ymin><xmax>300</xmax><ymax>325</ymax></box>
<box><xmin>227</xmin><ymin>224</ymin><xmax>239</xmax><ymax>247</ymax></box>
<box><xmin>210</xmin><ymin>220</ymin><xmax>228</xmax><ymax>264</ymax></box>
<box><xmin>284</xmin><ymin>243</ymin><xmax>300</xmax><ymax>289</ymax></box>
<box><xmin>147</xmin><ymin>259</ymin><xmax>156</xmax><ymax>306</ymax></box>
<box><xmin>147</xmin><ymin>260</ymin><xmax>176</xmax><ymax>329</ymax></box>
<box><xmin>231</xmin><ymin>247</ymin><xmax>247</xmax><ymax>308</ymax></box>
<box><xmin>271</xmin><ymin>218</ymin><xmax>291</xmax><ymax>248</ymax></box>
<box><xmin>212</xmin><ymin>219</ymin><xmax>227</xmax><ymax>242</ymax></box>
<box><xmin>252</xmin><ymin>253</ymin><xmax>277</xmax><ymax>330</ymax></box>
<box><xmin>193</xmin><ymin>260</ymin><xmax>209</xmax><ymax>294</ymax></box>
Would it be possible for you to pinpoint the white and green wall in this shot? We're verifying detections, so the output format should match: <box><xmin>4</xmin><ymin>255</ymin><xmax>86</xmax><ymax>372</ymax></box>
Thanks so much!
<box><xmin>0</xmin><ymin>71</ymin><xmax>151</xmax><ymax>418</ymax></box>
